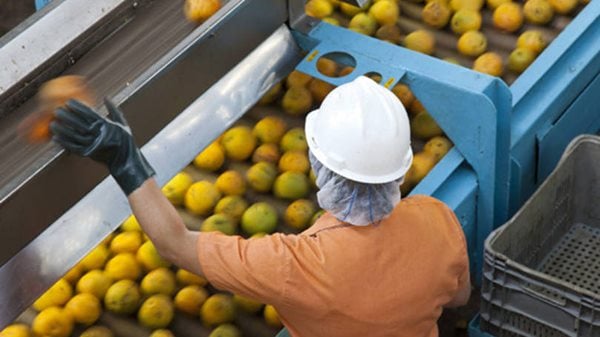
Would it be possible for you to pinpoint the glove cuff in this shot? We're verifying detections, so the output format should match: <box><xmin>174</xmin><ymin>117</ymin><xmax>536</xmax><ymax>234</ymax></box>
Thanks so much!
<box><xmin>112</xmin><ymin>148</ymin><xmax>156</xmax><ymax>195</ymax></box>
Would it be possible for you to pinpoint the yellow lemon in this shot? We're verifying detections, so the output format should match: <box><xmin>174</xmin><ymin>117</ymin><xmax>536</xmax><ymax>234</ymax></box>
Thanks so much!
<box><xmin>80</xmin><ymin>326</ymin><xmax>114</xmax><ymax>337</ymax></box>
<box><xmin>253</xmin><ymin>116</ymin><xmax>288</xmax><ymax>144</ymax></box>
<box><xmin>473</xmin><ymin>52</ymin><xmax>505</xmax><ymax>77</ymax></box>
<box><xmin>273</xmin><ymin>172</ymin><xmax>311</xmax><ymax>200</ymax></box>
<box><xmin>282</xmin><ymin>86</ymin><xmax>313</xmax><ymax>116</ymax></box>
<box><xmin>241</xmin><ymin>202</ymin><xmax>278</xmax><ymax>235</ymax></box>
<box><xmin>138</xmin><ymin>294</ymin><xmax>174</xmax><ymax>329</ymax></box>
<box><xmin>120</xmin><ymin>215</ymin><xmax>142</xmax><ymax>232</ymax></box>
<box><xmin>487</xmin><ymin>0</ymin><xmax>510</xmax><ymax>9</ymax></box>
<box><xmin>285</xmin><ymin>70</ymin><xmax>312</xmax><ymax>88</ymax></box>
<box><xmin>233</xmin><ymin>294</ymin><xmax>263</xmax><ymax>314</ymax></box>
<box><xmin>174</xmin><ymin>285</ymin><xmax>209</xmax><ymax>315</ymax></box>
<box><xmin>76</xmin><ymin>270</ymin><xmax>112</xmax><ymax>300</ymax></box>
<box><xmin>64</xmin><ymin>293</ymin><xmax>102</xmax><ymax>326</ymax></box>
<box><xmin>184</xmin><ymin>0</ymin><xmax>221</xmax><ymax>23</ymax></box>
<box><xmin>450</xmin><ymin>0</ymin><xmax>484</xmax><ymax>10</ymax></box>
<box><xmin>451</xmin><ymin>9</ymin><xmax>482</xmax><ymax>34</ymax></box>
<box><xmin>517</xmin><ymin>30</ymin><xmax>547</xmax><ymax>54</ymax></box>
<box><xmin>404</xmin><ymin>30</ymin><xmax>436</xmax><ymax>55</ymax></box>
<box><xmin>80</xmin><ymin>245</ymin><xmax>110</xmax><ymax>271</ymax></box>
<box><xmin>392</xmin><ymin>84</ymin><xmax>415</xmax><ymax>107</ymax></box>
<box><xmin>162</xmin><ymin>172</ymin><xmax>194</xmax><ymax>206</ymax></box>
<box><xmin>422</xmin><ymin>0</ymin><xmax>452</xmax><ymax>28</ymax></box>
<box><xmin>109</xmin><ymin>231</ymin><xmax>142</xmax><ymax>255</ymax></box>
<box><xmin>1</xmin><ymin>324</ymin><xmax>31</xmax><ymax>337</ymax></box>
<box><xmin>208</xmin><ymin>324</ymin><xmax>241</xmax><ymax>337</ymax></box>
<box><xmin>215</xmin><ymin>195</ymin><xmax>249</xmax><ymax>221</ymax></box>
<box><xmin>523</xmin><ymin>0</ymin><xmax>554</xmax><ymax>24</ymax></box>
<box><xmin>104</xmin><ymin>280</ymin><xmax>141</xmax><ymax>315</ymax></box>
<box><xmin>493</xmin><ymin>2</ymin><xmax>524</xmax><ymax>32</ymax></box>
<box><xmin>252</xmin><ymin>143</ymin><xmax>281</xmax><ymax>164</ymax></box>
<box><xmin>221</xmin><ymin>126</ymin><xmax>257</xmax><ymax>161</ymax></box>
<box><xmin>348</xmin><ymin>13</ymin><xmax>378</xmax><ymax>36</ymax></box>
<box><xmin>137</xmin><ymin>241</ymin><xmax>172</xmax><ymax>271</ymax></box>
<box><xmin>280</xmin><ymin>128</ymin><xmax>308</xmax><ymax>153</ymax></box>
<box><xmin>508</xmin><ymin>47</ymin><xmax>536</xmax><ymax>73</ymax></box>
<box><xmin>201</xmin><ymin>294</ymin><xmax>236</xmax><ymax>326</ymax></box>
<box><xmin>284</xmin><ymin>199</ymin><xmax>317</xmax><ymax>230</ymax></box>
<box><xmin>33</xmin><ymin>279</ymin><xmax>72</xmax><ymax>311</ymax></box>
<box><xmin>176</xmin><ymin>269</ymin><xmax>208</xmax><ymax>287</ymax></box>
<box><xmin>184</xmin><ymin>181</ymin><xmax>222</xmax><ymax>216</ymax></box>
<box><xmin>63</xmin><ymin>263</ymin><xmax>84</xmax><ymax>285</ymax></box>
<box><xmin>264</xmin><ymin>305</ymin><xmax>283</xmax><ymax>327</ymax></box>
<box><xmin>215</xmin><ymin>170</ymin><xmax>246</xmax><ymax>196</ymax></box>
<box><xmin>424</xmin><ymin>136</ymin><xmax>453</xmax><ymax>163</ymax></box>
<box><xmin>194</xmin><ymin>142</ymin><xmax>226</xmax><ymax>172</ymax></box>
<box><xmin>278</xmin><ymin>150</ymin><xmax>310</xmax><ymax>173</ymax></box>
<box><xmin>141</xmin><ymin>267</ymin><xmax>176</xmax><ymax>296</ymax></box>
<box><xmin>150</xmin><ymin>330</ymin><xmax>175</xmax><ymax>337</ymax></box>
<box><xmin>369</xmin><ymin>0</ymin><xmax>400</xmax><ymax>25</ymax></box>
<box><xmin>201</xmin><ymin>214</ymin><xmax>238</xmax><ymax>235</ymax></box>
<box><xmin>246</xmin><ymin>162</ymin><xmax>278</xmax><ymax>193</ymax></box>
<box><xmin>305</xmin><ymin>0</ymin><xmax>334</xmax><ymax>18</ymax></box>
<box><xmin>339</xmin><ymin>2</ymin><xmax>363</xmax><ymax>16</ymax></box>
<box><xmin>405</xmin><ymin>152</ymin><xmax>438</xmax><ymax>186</ymax></box>
<box><xmin>457</xmin><ymin>30</ymin><xmax>488</xmax><ymax>57</ymax></box>
<box><xmin>316</xmin><ymin>58</ymin><xmax>337</xmax><ymax>77</ymax></box>
<box><xmin>32</xmin><ymin>307</ymin><xmax>74</xmax><ymax>337</ymax></box>
<box><xmin>104</xmin><ymin>253</ymin><xmax>141</xmax><ymax>281</ymax></box>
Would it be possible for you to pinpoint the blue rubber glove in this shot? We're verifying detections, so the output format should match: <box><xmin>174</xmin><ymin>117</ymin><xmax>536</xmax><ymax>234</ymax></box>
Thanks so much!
<box><xmin>50</xmin><ymin>99</ymin><xmax>155</xmax><ymax>195</ymax></box>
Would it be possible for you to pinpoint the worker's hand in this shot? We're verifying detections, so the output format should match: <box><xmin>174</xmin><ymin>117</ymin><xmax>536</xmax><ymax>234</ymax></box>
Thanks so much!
<box><xmin>50</xmin><ymin>99</ymin><xmax>155</xmax><ymax>195</ymax></box>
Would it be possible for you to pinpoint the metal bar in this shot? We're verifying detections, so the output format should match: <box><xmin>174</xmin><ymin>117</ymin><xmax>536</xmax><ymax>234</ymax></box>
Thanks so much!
<box><xmin>0</xmin><ymin>25</ymin><xmax>302</xmax><ymax>328</ymax></box>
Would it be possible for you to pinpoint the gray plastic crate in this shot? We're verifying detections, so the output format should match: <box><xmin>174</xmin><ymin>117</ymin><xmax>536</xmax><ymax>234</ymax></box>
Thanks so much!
<box><xmin>480</xmin><ymin>135</ymin><xmax>600</xmax><ymax>337</ymax></box>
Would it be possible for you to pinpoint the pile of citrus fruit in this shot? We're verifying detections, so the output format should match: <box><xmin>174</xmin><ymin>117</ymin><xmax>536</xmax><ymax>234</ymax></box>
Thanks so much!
<box><xmin>304</xmin><ymin>0</ymin><xmax>587</xmax><ymax>81</ymax></box>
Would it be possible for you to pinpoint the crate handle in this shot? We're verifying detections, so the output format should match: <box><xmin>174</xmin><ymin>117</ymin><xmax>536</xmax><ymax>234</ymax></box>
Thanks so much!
<box><xmin>522</xmin><ymin>284</ymin><xmax>567</xmax><ymax>307</ymax></box>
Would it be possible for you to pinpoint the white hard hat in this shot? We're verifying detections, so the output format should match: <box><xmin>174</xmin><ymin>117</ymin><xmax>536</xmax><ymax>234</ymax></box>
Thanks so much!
<box><xmin>305</xmin><ymin>76</ymin><xmax>413</xmax><ymax>184</ymax></box>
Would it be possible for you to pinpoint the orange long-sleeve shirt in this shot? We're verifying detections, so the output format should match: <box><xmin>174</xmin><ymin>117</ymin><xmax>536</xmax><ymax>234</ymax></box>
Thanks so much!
<box><xmin>197</xmin><ymin>195</ymin><xmax>469</xmax><ymax>337</ymax></box>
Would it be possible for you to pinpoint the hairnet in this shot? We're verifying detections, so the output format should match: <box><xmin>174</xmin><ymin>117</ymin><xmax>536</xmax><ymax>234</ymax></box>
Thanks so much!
<box><xmin>309</xmin><ymin>151</ymin><xmax>403</xmax><ymax>226</ymax></box>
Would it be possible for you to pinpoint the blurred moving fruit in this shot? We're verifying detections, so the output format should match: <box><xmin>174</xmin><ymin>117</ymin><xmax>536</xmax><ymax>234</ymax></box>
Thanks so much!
<box><xmin>184</xmin><ymin>181</ymin><xmax>222</xmax><ymax>216</ymax></box>
<box><xmin>175</xmin><ymin>285</ymin><xmax>209</xmax><ymax>315</ymax></box>
<box><xmin>523</xmin><ymin>0</ymin><xmax>554</xmax><ymax>24</ymax></box>
<box><xmin>258</xmin><ymin>82</ymin><xmax>283</xmax><ymax>105</ymax></box>
<box><xmin>280</xmin><ymin>128</ymin><xmax>308</xmax><ymax>152</ymax></box>
<box><xmin>548</xmin><ymin>0</ymin><xmax>577</xmax><ymax>14</ymax></box>
<box><xmin>403</xmin><ymin>152</ymin><xmax>438</xmax><ymax>191</ymax></box>
<box><xmin>286</xmin><ymin>70</ymin><xmax>312</xmax><ymax>88</ymax></box>
<box><xmin>138</xmin><ymin>294</ymin><xmax>174</xmax><ymax>329</ymax></box>
<box><xmin>308</xmin><ymin>79</ymin><xmax>336</xmax><ymax>103</ymax></box>
<box><xmin>422</xmin><ymin>0</ymin><xmax>452</xmax><ymax>28</ymax></box>
<box><xmin>141</xmin><ymin>268</ymin><xmax>177</xmax><ymax>296</ymax></box>
<box><xmin>184</xmin><ymin>0</ymin><xmax>221</xmax><ymax>23</ymax></box>
<box><xmin>450</xmin><ymin>0</ymin><xmax>484</xmax><ymax>10</ymax></box>
<box><xmin>369</xmin><ymin>0</ymin><xmax>400</xmax><ymax>25</ymax></box>
<box><xmin>493</xmin><ymin>3</ymin><xmax>524</xmax><ymax>32</ymax></box>
<box><xmin>76</xmin><ymin>270</ymin><xmax>112</xmax><ymax>300</ymax></box>
<box><xmin>80</xmin><ymin>326</ymin><xmax>114</xmax><ymax>337</ymax></box>
<box><xmin>282</xmin><ymin>86</ymin><xmax>313</xmax><ymax>116</ymax></box>
<box><xmin>473</xmin><ymin>52</ymin><xmax>505</xmax><ymax>76</ymax></box>
<box><xmin>221</xmin><ymin>126</ymin><xmax>257</xmax><ymax>161</ymax></box>
<box><xmin>214</xmin><ymin>196</ymin><xmax>249</xmax><ymax>221</ymax></box>
<box><xmin>264</xmin><ymin>305</ymin><xmax>283</xmax><ymax>327</ymax></box>
<box><xmin>241</xmin><ymin>202</ymin><xmax>279</xmax><ymax>235</ymax></box>
<box><xmin>443</xmin><ymin>57</ymin><xmax>461</xmax><ymax>65</ymax></box>
<box><xmin>233</xmin><ymin>294</ymin><xmax>263</xmax><ymax>314</ymax></box>
<box><xmin>194</xmin><ymin>142</ymin><xmax>226</xmax><ymax>172</ymax></box>
<box><xmin>162</xmin><ymin>172</ymin><xmax>194</xmax><ymax>206</ymax></box>
<box><xmin>253</xmin><ymin>116</ymin><xmax>287</xmax><ymax>144</ymax></box>
<box><xmin>409</xmin><ymin>99</ymin><xmax>426</xmax><ymax>115</ymax></box>
<box><xmin>32</xmin><ymin>307</ymin><xmax>74</xmax><ymax>337</ymax></box>
<box><xmin>392</xmin><ymin>84</ymin><xmax>415</xmax><ymax>107</ymax></box>
<box><xmin>201</xmin><ymin>214</ymin><xmax>237</xmax><ymax>235</ymax></box>
<box><xmin>121</xmin><ymin>215</ymin><xmax>142</xmax><ymax>232</ymax></box>
<box><xmin>285</xmin><ymin>199</ymin><xmax>317</xmax><ymax>230</ymax></box>
<box><xmin>63</xmin><ymin>265</ymin><xmax>83</xmax><ymax>286</ymax></box>
<box><xmin>348</xmin><ymin>13</ymin><xmax>378</xmax><ymax>35</ymax></box>
<box><xmin>338</xmin><ymin>66</ymin><xmax>355</xmax><ymax>77</ymax></box>
<box><xmin>451</xmin><ymin>9</ymin><xmax>482</xmax><ymax>34</ymax></box>
<box><xmin>65</xmin><ymin>293</ymin><xmax>102</xmax><ymax>326</ymax></box>
<box><xmin>208</xmin><ymin>324</ymin><xmax>242</xmax><ymax>337</ymax></box>
<box><xmin>517</xmin><ymin>30</ymin><xmax>547</xmax><ymax>54</ymax></box>
<box><xmin>404</xmin><ymin>30</ymin><xmax>436</xmax><ymax>55</ymax></box>
<box><xmin>279</xmin><ymin>150</ymin><xmax>310</xmax><ymax>173</ymax></box>
<box><xmin>246</xmin><ymin>162</ymin><xmax>278</xmax><ymax>193</ymax></box>
<box><xmin>317</xmin><ymin>58</ymin><xmax>338</xmax><ymax>77</ymax></box>
<box><xmin>274</xmin><ymin>172</ymin><xmax>311</xmax><ymax>200</ymax></box>
<box><xmin>457</xmin><ymin>30</ymin><xmax>488</xmax><ymax>57</ymax></box>
<box><xmin>176</xmin><ymin>269</ymin><xmax>208</xmax><ymax>286</ymax></box>
<box><xmin>150</xmin><ymin>330</ymin><xmax>175</xmax><ymax>337</ymax></box>
<box><xmin>1</xmin><ymin>323</ymin><xmax>31</xmax><ymax>337</ymax></box>
<box><xmin>305</xmin><ymin>0</ymin><xmax>334</xmax><ymax>18</ymax></box>
<box><xmin>424</xmin><ymin>136</ymin><xmax>453</xmax><ymax>162</ymax></box>
<box><xmin>80</xmin><ymin>245</ymin><xmax>110</xmax><ymax>271</ymax></box>
<box><xmin>252</xmin><ymin>143</ymin><xmax>281</xmax><ymax>164</ymax></box>
<box><xmin>411</xmin><ymin>111</ymin><xmax>444</xmax><ymax>139</ymax></box>
<box><xmin>109</xmin><ymin>231</ymin><xmax>142</xmax><ymax>255</ymax></box>
<box><xmin>486</xmin><ymin>0</ymin><xmax>510</xmax><ymax>9</ymax></box>
<box><xmin>201</xmin><ymin>294</ymin><xmax>236</xmax><ymax>326</ymax></box>
<box><xmin>104</xmin><ymin>280</ymin><xmax>140</xmax><ymax>315</ymax></box>
<box><xmin>339</xmin><ymin>2</ymin><xmax>363</xmax><ymax>16</ymax></box>
<box><xmin>323</xmin><ymin>16</ymin><xmax>341</xmax><ymax>25</ymax></box>
<box><xmin>508</xmin><ymin>47</ymin><xmax>536</xmax><ymax>73</ymax></box>
<box><xmin>311</xmin><ymin>209</ymin><xmax>326</xmax><ymax>225</ymax></box>
<box><xmin>33</xmin><ymin>279</ymin><xmax>72</xmax><ymax>311</ymax></box>
<box><xmin>375</xmin><ymin>24</ymin><xmax>403</xmax><ymax>43</ymax></box>
<box><xmin>215</xmin><ymin>170</ymin><xmax>246</xmax><ymax>196</ymax></box>
<box><xmin>137</xmin><ymin>241</ymin><xmax>172</xmax><ymax>271</ymax></box>
<box><xmin>104</xmin><ymin>253</ymin><xmax>141</xmax><ymax>281</ymax></box>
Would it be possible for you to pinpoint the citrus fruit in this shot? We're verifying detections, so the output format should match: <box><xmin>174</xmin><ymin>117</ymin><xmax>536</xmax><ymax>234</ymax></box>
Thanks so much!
<box><xmin>424</xmin><ymin>136</ymin><xmax>453</xmax><ymax>162</ymax></box>
<box><xmin>348</xmin><ymin>13</ymin><xmax>378</xmax><ymax>35</ymax></box>
<box><xmin>457</xmin><ymin>30</ymin><xmax>488</xmax><ymax>57</ymax></box>
<box><xmin>473</xmin><ymin>52</ymin><xmax>504</xmax><ymax>76</ymax></box>
<box><xmin>338</xmin><ymin>66</ymin><xmax>355</xmax><ymax>77</ymax></box>
<box><xmin>392</xmin><ymin>84</ymin><xmax>415</xmax><ymax>107</ymax></box>
<box><xmin>76</xmin><ymin>270</ymin><xmax>112</xmax><ymax>300</ymax></box>
<box><xmin>339</xmin><ymin>2</ymin><xmax>362</xmax><ymax>16</ymax></box>
<box><xmin>487</xmin><ymin>0</ymin><xmax>511</xmax><ymax>9</ymax></box>
<box><xmin>316</xmin><ymin>58</ymin><xmax>338</xmax><ymax>77</ymax></box>
<box><xmin>286</xmin><ymin>70</ymin><xmax>312</xmax><ymax>88</ymax></box>
<box><xmin>548</xmin><ymin>0</ymin><xmax>577</xmax><ymax>13</ymax></box>
<box><xmin>252</xmin><ymin>143</ymin><xmax>281</xmax><ymax>164</ymax></box>
<box><xmin>137</xmin><ymin>241</ymin><xmax>171</xmax><ymax>271</ymax></box>
<box><xmin>138</xmin><ymin>294</ymin><xmax>174</xmax><ymax>329</ymax></box>
<box><xmin>264</xmin><ymin>305</ymin><xmax>282</xmax><ymax>327</ymax></box>
<box><xmin>508</xmin><ymin>47</ymin><xmax>536</xmax><ymax>73</ymax></box>
<box><xmin>214</xmin><ymin>196</ymin><xmax>249</xmax><ymax>221</ymax></box>
<box><xmin>194</xmin><ymin>141</ymin><xmax>226</xmax><ymax>172</ymax></box>
<box><xmin>174</xmin><ymin>285</ymin><xmax>209</xmax><ymax>315</ymax></box>
<box><xmin>258</xmin><ymin>82</ymin><xmax>283</xmax><ymax>105</ymax></box>
<box><xmin>253</xmin><ymin>116</ymin><xmax>287</xmax><ymax>144</ymax></box>
<box><xmin>308</xmin><ymin>79</ymin><xmax>335</xmax><ymax>103</ymax></box>
<box><xmin>444</xmin><ymin>57</ymin><xmax>461</xmax><ymax>65</ymax></box>
<box><xmin>184</xmin><ymin>0</ymin><xmax>221</xmax><ymax>23</ymax></box>
<box><xmin>162</xmin><ymin>172</ymin><xmax>194</xmax><ymax>206</ymax></box>
<box><xmin>64</xmin><ymin>293</ymin><xmax>102</xmax><ymax>326</ymax></box>
<box><xmin>104</xmin><ymin>280</ymin><xmax>140</xmax><ymax>315</ymax></box>
<box><xmin>409</xmin><ymin>99</ymin><xmax>426</xmax><ymax>115</ymax></box>
<box><xmin>201</xmin><ymin>214</ymin><xmax>237</xmax><ymax>235</ymax></box>
<box><xmin>493</xmin><ymin>2</ymin><xmax>524</xmax><ymax>32</ymax></box>
<box><xmin>1</xmin><ymin>324</ymin><xmax>31</xmax><ymax>337</ymax></box>
<box><xmin>208</xmin><ymin>324</ymin><xmax>241</xmax><ymax>337</ymax></box>
<box><xmin>451</xmin><ymin>9</ymin><xmax>482</xmax><ymax>34</ymax></box>
<box><xmin>233</xmin><ymin>294</ymin><xmax>263</xmax><ymax>314</ymax></box>
<box><xmin>274</xmin><ymin>172</ymin><xmax>311</xmax><ymax>200</ymax></box>
<box><xmin>282</xmin><ymin>86</ymin><xmax>313</xmax><ymax>116</ymax></box>
<box><xmin>311</xmin><ymin>209</ymin><xmax>326</xmax><ymax>225</ymax></box>
<box><xmin>33</xmin><ymin>279</ymin><xmax>72</xmax><ymax>311</ymax></box>
<box><xmin>309</xmin><ymin>169</ymin><xmax>317</xmax><ymax>188</ymax></box>
<box><xmin>221</xmin><ymin>126</ymin><xmax>257</xmax><ymax>161</ymax></box>
<box><xmin>280</xmin><ymin>128</ymin><xmax>308</xmax><ymax>152</ymax></box>
<box><xmin>80</xmin><ymin>244</ymin><xmax>110</xmax><ymax>271</ymax></box>
<box><xmin>375</xmin><ymin>24</ymin><xmax>403</xmax><ymax>43</ymax></box>
<box><xmin>109</xmin><ymin>231</ymin><xmax>142</xmax><ymax>255</ymax></box>
<box><xmin>184</xmin><ymin>181</ymin><xmax>222</xmax><ymax>216</ymax></box>
<box><xmin>150</xmin><ymin>330</ymin><xmax>175</xmax><ymax>337</ymax></box>
<box><xmin>32</xmin><ymin>307</ymin><xmax>74</xmax><ymax>337</ymax></box>
<box><xmin>422</xmin><ymin>0</ymin><xmax>452</xmax><ymax>28</ymax></box>
<box><xmin>517</xmin><ymin>30</ymin><xmax>547</xmax><ymax>54</ymax></box>
<box><xmin>279</xmin><ymin>150</ymin><xmax>310</xmax><ymax>173</ymax></box>
<box><xmin>450</xmin><ymin>0</ymin><xmax>484</xmax><ymax>10</ymax></box>
<box><xmin>63</xmin><ymin>264</ymin><xmax>83</xmax><ymax>285</ymax></box>
<box><xmin>411</xmin><ymin>111</ymin><xmax>444</xmax><ymax>139</ymax></box>
<box><xmin>369</xmin><ymin>0</ymin><xmax>400</xmax><ymax>25</ymax></box>
<box><xmin>176</xmin><ymin>269</ymin><xmax>208</xmax><ymax>286</ymax></box>
<box><xmin>201</xmin><ymin>294</ymin><xmax>236</xmax><ymax>326</ymax></box>
<box><xmin>80</xmin><ymin>326</ymin><xmax>114</xmax><ymax>337</ymax></box>
<box><xmin>104</xmin><ymin>253</ymin><xmax>141</xmax><ymax>281</ymax></box>
<box><xmin>141</xmin><ymin>268</ymin><xmax>176</xmax><ymax>296</ymax></box>
<box><xmin>404</xmin><ymin>30</ymin><xmax>436</xmax><ymax>54</ymax></box>
<box><xmin>406</xmin><ymin>152</ymin><xmax>438</xmax><ymax>183</ymax></box>
<box><xmin>241</xmin><ymin>202</ymin><xmax>278</xmax><ymax>235</ymax></box>
<box><xmin>121</xmin><ymin>215</ymin><xmax>142</xmax><ymax>232</ymax></box>
<box><xmin>246</xmin><ymin>162</ymin><xmax>278</xmax><ymax>193</ymax></box>
<box><xmin>215</xmin><ymin>170</ymin><xmax>246</xmax><ymax>196</ymax></box>
<box><xmin>284</xmin><ymin>199</ymin><xmax>316</xmax><ymax>230</ymax></box>
<box><xmin>523</xmin><ymin>0</ymin><xmax>554</xmax><ymax>24</ymax></box>
<box><xmin>305</xmin><ymin>0</ymin><xmax>334</xmax><ymax>18</ymax></box>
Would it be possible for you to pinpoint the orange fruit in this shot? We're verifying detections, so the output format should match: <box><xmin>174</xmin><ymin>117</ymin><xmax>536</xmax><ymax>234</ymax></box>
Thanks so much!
<box><xmin>280</xmin><ymin>128</ymin><xmax>308</xmax><ymax>152</ymax></box>
<box><xmin>305</xmin><ymin>0</ymin><xmax>334</xmax><ymax>18</ymax></box>
<box><xmin>253</xmin><ymin>116</ymin><xmax>287</xmax><ymax>144</ymax></box>
<box><xmin>404</xmin><ymin>30</ymin><xmax>436</xmax><ymax>55</ymax></box>
<box><xmin>369</xmin><ymin>0</ymin><xmax>400</xmax><ymax>25</ymax></box>
<box><xmin>162</xmin><ymin>171</ymin><xmax>193</xmax><ymax>206</ymax></box>
<box><xmin>184</xmin><ymin>181</ymin><xmax>221</xmax><ymax>216</ymax></box>
<box><xmin>457</xmin><ymin>30</ymin><xmax>488</xmax><ymax>57</ymax></box>
<box><xmin>137</xmin><ymin>241</ymin><xmax>172</xmax><ymax>271</ymax></box>
<box><xmin>241</xmin><ymin>202</ymin><xmax>279</xmax><ymax>235</ymax></box>
<box><xmin>273</xmin><ymin>172</ymin><xmax>311</xmax><ymax>200</ymax></box>
<box><xmin>375</xmin><ymin>24</ymin><xmax>403</xmax><ymax>44</ymax></box>
<box><xmin>348</xmin><ymin>13</ymin><xmax>378</xmax><ymax>36</ymax></box>
<box><xmin>308</xmin><ymin>79</ymin><xmax>335</xmax><ymax>103</ymax></box>
<box><xmin>258</xmin><ymin>82</ymin><xmax>282</xmax><ymax>105</ymax></box>
<box><xmin>175</xmin><ymin>285</ymin><xmax>208</xmax><ymax>315</ymax></box>
<box><xmin>1</xmin><ymin>324</ymin><xmax>31</xmax><ymax>337</ymax></box>
<box><xmin>201</xmin><ymin>294</ymin><xmax>236</xmax><ymax>326</ymax></box>
<box><xmin>316</xmin><ymin>58</ymin><xmax>338</xmax><ymax>77</ymax></box>
<box><xmin>523</xmin><ymin>0</ymin><xmax>554</xmax><ymax>24</ymax></box>
<box><xmin>215</xmin><ymin>170</ymin><xmax>246</xmax><ymax>196</ymax></box>
<box><xmin>278</xmin><ymin>150</ymin><xmax>310</xmax><ymax>173</ymax></box>
<box><xmin>32</xmin><ymin>307</ymin><xmax>74</xmax><ymax>337</ymax></box>
<box><xmin>264</xmin><ymin>305</ymin><xmax>283</xmax><ymax>327</ymax></box>
<box><xmin>33</xmin><ymin>279</ymin><xmax>73</xmax><ymax>311</ymax></box>
<box><xmin>176</xmin><ymin>269</ymin><xmax>208</xmax><ymax>287</ymax></box>
<box><xmin>184</xmin><ymin>0</ymin><xmax>221</xmax><ymax>23</ymax></box>
<box><xmin>104</xmin><ymin>253</ymin><xmax>142</xmax><ymax>281</ymax></box>
<box><xmin>284</xmin><ymin>199</ymin><xmax>317</xmax><ymax>230</ymax></box>
<box><xmin>450</xmin><ymin>0</ymin><xmax>484</xmax><ymax>11</ymax></box>
<box><xmin>221</xmin><ymin>126</ymin><xmax>257</xmax><ymax>161</ymax></box>
<box><xmin>424</xmin><ymin>136</ymin><xmax>453</xmax><ymax>162</ymax></box>
<box><xmin>473</xmin><ymin>52</ymin><xmax>505</xmax><ymax>76</ymax></box>
<box><xmin>508</xmin><ymin>47</ymin><xmax>536</xmax><ymax>73</ymax></box>
<box><xmin>486</xmin><ymin>0</ymin><xmax>511</xmax><ymax>9</ymax></box>
<box><xmin>246</xmin><ymin>162</ymin><xmax>278</xmax><ymax>193</ymax></box>
<box><xmin>422</xmin><ymin>0</ymin><xmax>452</xmax><ymax>28</ymax></box>
<box><xmin>137</xmin><ymin>294</ymin><xmax>174</xmax><ymax>329</ymax></box>
<box><xmin>493</xmin><ymin>2</ymin><xmax>524</xmax><ymax>32</ymax></box>
<box><xmin>194</xmin><ymin>141</ymin><xmax>226</xmax><ymax>171</ymax></box>
<box><xmin>201</xmin><ymin>214</ymin><xmax>237</xmax><ymax>235</ymax></box>
<box><xmin>392</xmin><ymin>84</ymin><xmax>415</xmax><ymax>108</ymax></box>
<box><xmin>282</xmin><ymin>86</ymin><xmax>313</xmax><ymax>116</ymax></box>
<box><xmin>411</xmin><ymin>111</ymin><xmax>443</xmax><ymax>139</ymax></box>
<box><xmin>76</xmin><ymin>270</ymin><xmax>112</xmax><ymax>300</ymax></box>
<box><xmin>214</xmin><ymin>195</ymin><xmax>249</xmax><ymax>221</ymax></box>
<box><xmin>451</xmin><ymin>9</ymin><xmax>482</xmax><ymax>34</ymax></box>
<box><xmin>252</xmin><ymin>143</ymin><xmax>281</xmax><ymax>164</ymax></box>
<box><xmin>517</xmin><ymin>30</ymin><xmax>547</xmax><ymax>54</ymax></box>
<box><xmin>286</xmin><ymin>70</ymin><xmax>312</xmax><ymax>88</ymax></box>
<box><xmin>104</xmin><ymin>280</ymin><xmax>141</xmax><ymax>315</ymax></box>
<box><xmin>140</xmin><ymin>268</ymin><xmax>177</xmax><ymax>296</ymax></box>
<box><xmin>548</xmin><ymin>0</ymin><xmax>577</xmax><ymax>14</ymax></box>
<box><xmin>65</xmin><ymin>293</ymin><xmax>102</xmax><ymax>326</ymax></box>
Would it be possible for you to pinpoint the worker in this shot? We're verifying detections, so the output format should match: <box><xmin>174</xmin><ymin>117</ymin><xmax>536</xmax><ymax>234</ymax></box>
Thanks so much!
<box><xmin>50</xmin><ymin>76</ymin><xmax>470</xmax><ymax>337</ymax></box>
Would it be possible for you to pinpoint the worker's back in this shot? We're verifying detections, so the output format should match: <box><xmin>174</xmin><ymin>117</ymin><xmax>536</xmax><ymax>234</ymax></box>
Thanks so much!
<box><xmin>197</xmin><ymin>195</ymin><xmax>469</xmax><ymax>337</ymax></box>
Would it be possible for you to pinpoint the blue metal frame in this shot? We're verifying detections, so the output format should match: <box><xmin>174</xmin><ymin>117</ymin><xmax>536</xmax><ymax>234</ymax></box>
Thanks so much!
<box><xmin>293</xmin><ymin>23</ymin><xmax>512</xmax><ymax>279</ymax></box>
